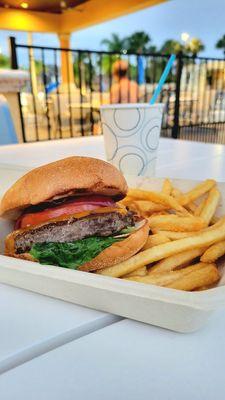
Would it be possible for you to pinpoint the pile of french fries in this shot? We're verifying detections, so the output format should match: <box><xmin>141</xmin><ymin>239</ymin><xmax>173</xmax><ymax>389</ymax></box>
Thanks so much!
<box><xmin>96</xmin><ymin>178</ymin><xmax>225</xmax><ymax>291</ymax></box>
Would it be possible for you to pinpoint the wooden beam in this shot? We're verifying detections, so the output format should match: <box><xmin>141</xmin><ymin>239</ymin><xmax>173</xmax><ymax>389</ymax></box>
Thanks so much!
<box><xmin>58</xmin><ymin>33</ymin><xmax>74</xmax><ymax>85</ymax></box>
<box><xmin>0</xmin><ymin>8</ymin><xmax>60</xmax><ymax>33</ymax></box>
<box><xmin>61</xmin><ymin>0</ymin><xmax>167</xmax><ymax>33</ymax></box>
<box><xmin>0</xmin><ymin>0</ymin><xmax>167</xmax><ymax>34</ymax></box>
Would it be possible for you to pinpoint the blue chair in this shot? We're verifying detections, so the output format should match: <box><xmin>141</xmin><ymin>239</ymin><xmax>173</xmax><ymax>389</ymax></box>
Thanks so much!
<box><xmin>0</xmin><ymin>95</ymin><xmax>18</xmax><ymax>145</ymax></box>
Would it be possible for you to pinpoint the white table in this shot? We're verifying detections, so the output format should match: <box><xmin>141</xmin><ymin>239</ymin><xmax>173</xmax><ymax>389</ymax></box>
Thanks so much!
<box><xmin>0</xmin><ymin>315</ymin><xmax>224</xmax><ymax>400</ymax></box>
<box><xmin>0</xmin><ymin>283</ymin><xmax>119</xmax><ymax>374</ymax></box>
<box><xmin>0</xmin><ymin>136</ymin><xmax>225</xmax><ymax>179</ymax></box>
<box><xmin>0</xmin><ymin>136</ymin><xmax>225</xmax><ymax>399</ymax></box>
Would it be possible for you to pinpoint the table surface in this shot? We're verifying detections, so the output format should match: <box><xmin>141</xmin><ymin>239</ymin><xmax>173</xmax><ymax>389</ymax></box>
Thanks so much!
<box><xmin>0</xmin><ymin>136</ymin><xmax>225</xmax><ymax>399</ymax></box>
<box><xmin>1</xmin><ymin>315</ymin><xmax>225</xmax><ymax>400</ymax></box>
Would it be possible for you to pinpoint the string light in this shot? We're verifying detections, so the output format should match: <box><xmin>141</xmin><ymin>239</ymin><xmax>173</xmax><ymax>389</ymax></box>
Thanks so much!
<box><xmin>20</xmin><ymin>2</ymin><xmax>29</xmax><ymax>9</ymax></box>
<box><xmin>181</xmin><ymin>32</ymin><xmax>190</xmax><ymax>43</ymax></box>
<box><xmin>60</xmin><ymin>1</ymin><xmax>67</xmax><ymax>9</ymax></box>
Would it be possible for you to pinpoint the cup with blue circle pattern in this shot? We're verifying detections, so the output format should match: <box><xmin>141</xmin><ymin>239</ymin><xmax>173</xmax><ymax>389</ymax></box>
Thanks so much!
<box><xmin>100</xmin><ymin>103</ymin><xmax>164</xmax><ymax>177</ymax></box>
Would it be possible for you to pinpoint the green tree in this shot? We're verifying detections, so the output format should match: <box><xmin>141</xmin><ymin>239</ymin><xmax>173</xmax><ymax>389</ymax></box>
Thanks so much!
<box><xmin>160</xmin><ymin>39</ymin><xmax>184</xmax><ymax>54</ymax></box>
<box><xmin>73</xmin><ymin>53</ymin><xmax>99</xmax><ymax>90</ymax></box>
<box><xmin>216</xmin><ymin>34</ymin><xmax>225</xmax><ymax>57</ymax></box>
<box><xmin>100</xmin><ymin>54</ymin><xmax>119</xmax><ymax>75</ymax></box>
<box><xmin>0</xmin><ymin>53</ymin><xmax>10</xmax><ymax>69</ymax></box>
<box><xmin>125</xmin><ymin>31</ymin><xmax>155</xmax><ymax>53</ymax></box>
<box><xmin>186</xmin><ymin>38</ymin><xmax>205</xmax><ymax>56</ymax></box>
<box><xmin>101</xmin><ymin>33</ymin><xmax>126</xmax><ymax>52</ymax></box>
<box><xmin>73</xmin><ymin>53</ymin><xmax>90</xmax><ymax>87</ymax></box>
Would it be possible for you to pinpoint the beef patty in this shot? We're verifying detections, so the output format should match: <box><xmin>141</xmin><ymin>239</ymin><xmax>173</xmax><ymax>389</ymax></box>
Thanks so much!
<box><xmin>15</xmin><ymin>211</ymin><xmax>134</xmax><ymax>254</ymax></box>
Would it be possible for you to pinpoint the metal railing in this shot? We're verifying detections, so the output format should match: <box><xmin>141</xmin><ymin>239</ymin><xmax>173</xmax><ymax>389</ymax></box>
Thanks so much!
<box><xmin>9</xmin><ymin>37</ymin><xmax>225</xmax><ymax>143</ymax></box>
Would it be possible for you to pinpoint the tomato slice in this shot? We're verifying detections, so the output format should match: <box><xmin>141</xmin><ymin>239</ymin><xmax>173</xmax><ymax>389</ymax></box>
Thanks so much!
<box><xmin>16</xmin><ymin>196</ymin><xmax>116</xmax><ymax>229</ymax></box>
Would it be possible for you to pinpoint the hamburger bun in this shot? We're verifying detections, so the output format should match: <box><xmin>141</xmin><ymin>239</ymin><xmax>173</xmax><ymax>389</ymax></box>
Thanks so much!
<box><xmin>80</xmin><ymin>219</ymin><xmax>149</xmax><ymax>271</ymax></box>
<box><xmin>0</xmin><ymin>157</ymin><xmax>128</xmax><ymax>219</ymax></box>
<box><xmin>5</xmin><ymin>219</ymin><xmax>149</xmax><ymax>272</ymax></box>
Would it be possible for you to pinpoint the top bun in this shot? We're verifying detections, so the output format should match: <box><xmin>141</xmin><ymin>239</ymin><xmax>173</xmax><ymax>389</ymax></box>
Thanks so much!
<box><xmin>0</xmin><ymin>156</ymin><xmax>128</xmax><ymax>219</ymax></box>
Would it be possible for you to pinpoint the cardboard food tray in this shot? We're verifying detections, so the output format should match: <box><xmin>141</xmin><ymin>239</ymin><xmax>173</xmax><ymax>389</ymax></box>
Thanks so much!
<box><xmin>0</xmin><ymin>168</ymin><xmax>225</xmax><ymax>333</ymax></box>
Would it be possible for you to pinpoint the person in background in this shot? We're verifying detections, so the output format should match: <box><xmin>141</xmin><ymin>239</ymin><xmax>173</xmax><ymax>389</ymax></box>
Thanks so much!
<box><xmin>110</xmin><ymin>60</ymin><xmax>139</xmax><ymax>103</ymax></box>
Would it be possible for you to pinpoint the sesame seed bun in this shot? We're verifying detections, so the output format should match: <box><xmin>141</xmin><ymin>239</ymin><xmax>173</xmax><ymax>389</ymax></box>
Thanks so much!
<box><xmin>0</xmin><ymin>157</ymin><xmax>128</xmax><ymax>219</ymax></box>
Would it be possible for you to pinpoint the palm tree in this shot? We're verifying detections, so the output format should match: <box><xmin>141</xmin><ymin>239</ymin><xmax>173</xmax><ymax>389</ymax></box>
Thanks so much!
<box><xmin>125</xmin><ymin>31</ymin><xmax>154</xmax><ymax>53</ymax></box>
<box><xmin>100</xmin><ymin>54</ymin><xmax>119</xmax><ymax>75</ymax></box>
<box><xmin>186</xmin><ymin>38</ymin><xmax>205</xmax><ymax>56</ymax></box>
<box><xmin>216</xmin><ymin>35</ymin><xmax>225</xmax><ymax>57</ymax></box>
<box><xmin>101</xmin><ymin>33</ymin><xmax>126</xmax><ymax>53</ymax></box>
<box><xmin>160</xmin><ymin>39</ymin><xmax>184</xmax><ymax>54</ymax></box>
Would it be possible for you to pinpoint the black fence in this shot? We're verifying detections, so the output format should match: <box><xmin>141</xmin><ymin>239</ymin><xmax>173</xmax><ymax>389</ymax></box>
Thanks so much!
<box><xmin>10</xmin><ymin>37</ymin><xmax>225</xmax><ymax>143</ymax></box>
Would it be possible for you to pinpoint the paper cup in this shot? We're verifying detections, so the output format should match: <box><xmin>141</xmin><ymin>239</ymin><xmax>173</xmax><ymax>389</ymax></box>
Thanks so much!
<box><xmin>100</xmin><ymin>103</ymin><xmax>164</xmax><ymax>177</ymax></box>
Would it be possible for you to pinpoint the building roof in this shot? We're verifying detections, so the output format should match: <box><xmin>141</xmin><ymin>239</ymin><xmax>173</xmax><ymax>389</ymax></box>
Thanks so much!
<box><xmin>0</xmin><ymin>0</ymin><xmax>167</xmax><ymax>33</ymax></box>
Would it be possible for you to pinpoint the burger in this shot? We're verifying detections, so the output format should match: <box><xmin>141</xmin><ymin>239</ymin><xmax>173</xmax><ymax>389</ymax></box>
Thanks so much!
<box><xmin>0</xmin><ymin>157</ymin><xmax>149</xmax><ymax>272</ymax></box>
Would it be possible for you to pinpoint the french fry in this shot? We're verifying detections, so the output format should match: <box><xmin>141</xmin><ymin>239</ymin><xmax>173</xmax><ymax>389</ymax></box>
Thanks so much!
<box><xmin>200</xmin><ymin>187</ymin><xmax>220</xmax><ymax>225</ymax></box>
<box><xmin>148</xmin><ymin>214</ymin><xmax>206</xmax><ymax>232</ymax></box>
<box><xmin>167</xmin><ymin>263</ymin><xmax>220</xmax><ymax>291</ymax></box>
<box><xmin>97</xmin><ymin>217</ymin><xmax>225</xmax><ymax>278</ymax></box>
<box><xmin>123</xmin><ymin>266</ymin><xmax>147</xmax><ymax>278</ymax></box>
<box><xmin>132</xmin><ymin>200</ymin><xmax>168</xmax><ymax>214</ymax></box>
<box><xmin>97</xmin><ymin>179</ymin><xmax>223</xmax><ymax>292</ymax></box>
<box><xmin>186</xmin><ymin>202</ymin><xmax>197</xmax><ymax>213</ymax></box>
<box><xmin>148</xmin><ymin>248</ymin><xmax>206</xmax><ymax>274</ymax></box>
<box><xmin>194</xmin><ymin>197</ymin><xmax>207</xmax><ymax>216</ymax></box>
<box><xmin>211</xmin><ymin>215</ymin><xmax>220</xmax><ymax>225</ymax></box>
<box><xmin>128</xmin><ymin>188</ymin><xmax>190</xmax><ymax>216</ymax></box>
<box><xmin>201</xmin><ymin>240</ymin><xmax>225</xmax><ymax>263</ymax></box>
<box><xmin>153</xmin><ymin>230</ymin><xmax>197</xmax><ymax>240</ymax></box>
<box><xmin>171</xmin><ymin>187</ymin><xmax>196</xmax><ymax>213</ymax></box>
<box><xmin>155</xmin><ymin>216</ymin><xmax>225</xmax><ymax>239</ymax></box>
<box><xmin>162</xmin><ymin>179</ymin><xmax>172</xmax><ymax>195</ymax></box>
<box><xmin>118</xmin><ymin>197</ymin><xmax>133</xmax><ymax>206</ymax></box>
<box><xmin>142</xmin><ymin>233</ymin><xmax>171</xmax><ymax>250</ymax></box>
<box><xmin>171</xmin><ymin>188</ymin><xmax>181</xmax><ymax>198</ymax></box>
<box><xmin>150</xmin><ymin>211</ymin><xmax>169</xmax><ymax>217</ymax></box>
<box><xmin>178</xmin><ymin>179</ymin><xmax>216</xmax><ymax>205</ymax></box>
<box><xmin>125</xmin><ymin>263</ymin><xmax>220</xmax><ymax>291</ymax></box>
<box><xmin>125</xmin><ymin>269</ymin><xmax>189</xmax><ymax>286</ymax></box>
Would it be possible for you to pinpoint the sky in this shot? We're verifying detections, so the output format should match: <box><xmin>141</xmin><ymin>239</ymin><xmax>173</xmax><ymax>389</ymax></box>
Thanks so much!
<box><xmin>0</xmin><ymin>0</ymin><xmax>225</xmax><ymax>58</ymax></box>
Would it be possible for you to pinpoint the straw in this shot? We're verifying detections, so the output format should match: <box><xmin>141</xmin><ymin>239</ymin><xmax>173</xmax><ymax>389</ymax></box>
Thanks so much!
<box><xmin>149</xmin><ymin>54</ymin><xmax>176</xmax><ymax>105</ymax></box>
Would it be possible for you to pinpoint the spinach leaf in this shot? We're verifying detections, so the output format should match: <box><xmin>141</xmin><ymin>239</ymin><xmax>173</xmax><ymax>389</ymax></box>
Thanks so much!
<box><xmin>30</xmin><ymin>236</ymin><xmax>123</xmax><ymax>270</ymax></box>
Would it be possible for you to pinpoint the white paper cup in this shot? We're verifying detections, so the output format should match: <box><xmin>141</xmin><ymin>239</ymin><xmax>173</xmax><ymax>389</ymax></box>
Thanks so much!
<box><xmin>100</xmin><ymin>103</ymin><xmax>164</xmax><ymax>177</ymax></box>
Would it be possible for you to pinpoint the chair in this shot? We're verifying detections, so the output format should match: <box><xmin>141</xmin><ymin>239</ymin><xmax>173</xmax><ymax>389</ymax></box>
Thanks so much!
<box><xmin>0</xmin><ymin>95</ymin><xmax>18</xmax><ymax>145</ymax></box>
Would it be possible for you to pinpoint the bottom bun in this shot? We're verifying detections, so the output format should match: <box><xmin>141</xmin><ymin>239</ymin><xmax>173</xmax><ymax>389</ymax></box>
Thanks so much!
<box><xmin>7</xmin><ymin>252</ymin><xmax>37</xmax><ymax>262</ymax></box>
<box><xmin>6</xmin><ymin>219</ymin><xmax>149</xmax><ymax>271</ymax></box>
<box><xmin>79</xmin><ymin>219</ymin><xmax>149</xmax><ymax>272</ymax></box>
